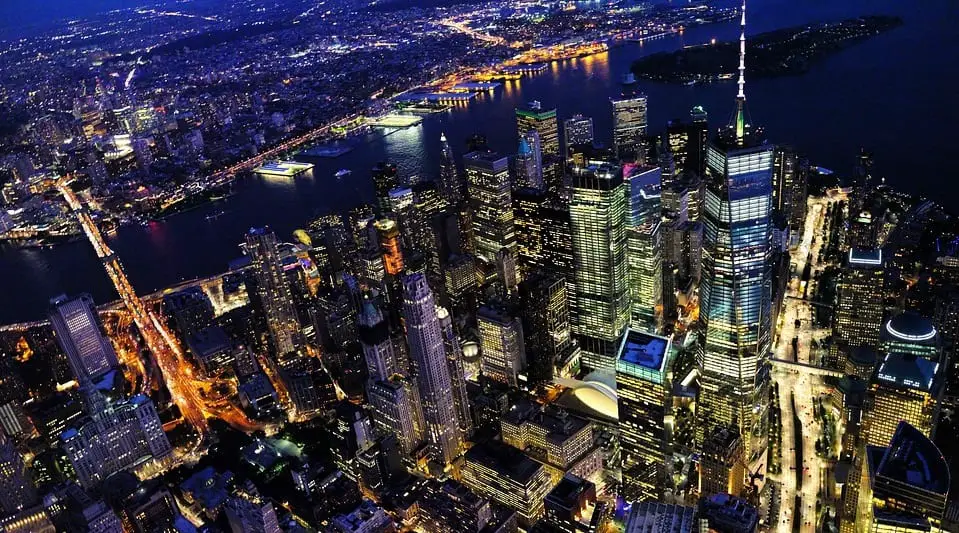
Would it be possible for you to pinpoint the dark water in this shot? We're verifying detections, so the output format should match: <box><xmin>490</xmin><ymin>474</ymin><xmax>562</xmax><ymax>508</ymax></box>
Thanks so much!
<box><xmin>1</xmin><ymin>0</ymin><xmax>957</xmax><ymax>323</ymax></box>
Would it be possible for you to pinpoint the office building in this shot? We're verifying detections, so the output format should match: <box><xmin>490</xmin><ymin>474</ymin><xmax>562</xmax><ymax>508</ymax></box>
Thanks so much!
<box><xmin>544</xmin><ymin>474</ymin><xmax>597</xmax><ymax>532</ymax></box>
<box><xmin>331</xmin><ymin>500</ymin><xmax>394</xmax><ymax>533</ymax></box>
<box><xmin>624</xmin><ymin>166</ymin><xmax>663</xmax><ymax>331</ymax></box>
<box><xmin>402</xmin><ymin>274</ymin><xmax>463</xmax><ymax>466</ymax></box>
<box><xmin>866</xmin><ymin>422</ymin><xmax>950</xmax><ymax>533</ymax></box>
<box><xmin>358</xmin><ymin>295</ymin><xmax>396</xmax><ymax>382</ymax></box>
<box><xmin>367</xmin><ymin>377</ymin><xmax>423</xmax><ymax>456</ymax></box>
<box><xmin>880</xmin><ymin>312</ymin><xmax>941</xmax><ymax>363</ymax></box>
<box><xmin>224</xmin><ymin>482</ymin><xmax>281</xmax><ymax>533</ymax></box>
<box><xmin>564</xmin><ymin>114</ymin><xmax>594</xmax><ymax>156</ymax></box>
<box><xmin>0</xmin><ymin>433</ymin><xmax>37</xmax><ymax>516</ymax></box>
<box><xmin>771</xmin><ymin>145</ymin><xmax>808</xmax><ymax>236</ymax></box>
<box><xmin>516</xmin><ymin>101</ymin><xmax>559</xmax><ymax>157</ymax></box>
<box><xmin>501</xmin><ymin>402</ymin><xmax>602</xmax><ymax>484</ymax></box>
<box><xmin>464</xmin><ymin>151</ymin><xmax>516</xmax><ymax>263</ymax></box>
<box><xmin>612</xmin><ymin>90</ymin><xmax>648</xmax><ymax>161</ymax></box>
<box><xmin>616</xmin><ymin>329</ymin><xmax>674</xmax><ymax>501</ymax></box>
<box><xmin>700</xmin><ymin>426</ymin><xmax>745</xmax><ymax>499</ymax></box>
<box><xmin>478</xmin><ymin>305</ymin><xmax>526</xmax><ymax>387</ymax></box>
<box><xmin>570</xmin><ymin>163</ymin><xmax>630</xmax><ymax>373</ymax></box>
<box><xmin>61</xmin><ymin>389</ymin><xmax>172</xmax><ymax>489</ymax></box>
<box><xmin>697</xmin><ymin>493</ymin><xmax>759</xmax><ymax>533</ymax></box>
<box><xmin>865</xmin><ymin>352</ymin><xmax>942</xmax><ymax>447</ymax></box>
<box><xmin>516</xmin><ymin>130</ymin><xmax>544</xmax><ymax>190</ymax></box>
<box><xmin>374</xmin><ymin>219</ymin><xmax>404</xmax><ymax>276</ymax></box>
<box><xmin>461</xmin><ymin>440</ymin><xmax>553</xmax><ymax>528</ymax></box>
<box><xmin>519</xmin><ymin>274</ymin><xmax>574</xmax><ymax>387</ymax></box>
<box><xmin>331</xmin><ymin>400</ymin><xmax>374</xmax><ymax>480</ymax></box>
<box><xmin>49</xmin><ymin>294</ymin><xmax>119</xmax><ymax>383</ymax></box>
<box><xmin>695</xmin><ymin>22</ymin><xmax>775</xmax><ymax>460</ymax></box>
<box><xmin>832</xmin><ymin>249</ymin><xmax>886</xmax><ymax>367</ymax></box>
<box><xmin>372</xmin><ymin>162</ymin><xmax>399</xmax><ymax>214</ymax></box>
<box><xmin>246</xmin><ymin>227</ymin><xmax>302</xmax><ymax>359</ymax></box>
<box><xmin>417</xmin><ymin>479</ymin><xmax>495</xmax><ymax>533</ymax></box>
<box><xmin>438</xmin><ymin>133</ymin><xmax>463</xmax><ymax>204</ymax></box>
<box><xmin>513</xmin><ymin>187</ymin><xmax>549</xmax><ymax>276</ymax></box>
<box><xmin>438</xmin><ymin>306</ymin><xmax>473</xmax><ymax>436</ymax></box>
<box><xmin>679</xmin><ymin>106</ymin><xmax>709</xmax><ymax>180</ymax></box>
<box><xmin>624</xmin><ymin>501</ymin><xmax>697</xmax><ymax>533</ymax></box>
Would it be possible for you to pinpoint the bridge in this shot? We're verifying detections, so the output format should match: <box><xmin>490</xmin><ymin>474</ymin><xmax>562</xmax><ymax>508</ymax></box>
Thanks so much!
<box><xmin>58</xmin><ymin>183</ymin><xmax>211</xmax><ymax>437</ymax></box>
<box><xmin>770</xmin><ymin>358</ymin><xmax>842</xmax><ymax>378</ymax></box>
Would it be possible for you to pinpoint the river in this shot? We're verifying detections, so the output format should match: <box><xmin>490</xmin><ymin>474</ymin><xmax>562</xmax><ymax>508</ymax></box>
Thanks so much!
<box><xmin>1</xmin><ymin>0</ymin><xmax>956</xmax><ymax>324</ymax></box>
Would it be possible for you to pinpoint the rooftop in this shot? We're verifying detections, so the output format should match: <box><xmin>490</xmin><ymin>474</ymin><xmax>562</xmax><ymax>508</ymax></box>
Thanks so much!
<box><xmin>883</xmin><ymin>312</ymin><xmax>937</xmax><ymax>344</ymax></box>
<box><xmin>874</xmin><ymin>353</ymin><xmax>939</xmax><ymax>393</ymax></box>
<box><xmin>848</xmin><ymin>248</ymin><xmax>883</xmax><ymax>267</ymax></box>
<box><xmin>464</xmin><ymin>440</ymin><xmax>544</xmax><ymax>484</ymax></box>
<box><xmin>875</xmin><ymin>421</ymin><xmax>950</xmax><ymax>495</ymax></box>
<box><xmin>616</xmin><ymin>329</ymin><xmax>672</xmax><ymax>378</ymax></box>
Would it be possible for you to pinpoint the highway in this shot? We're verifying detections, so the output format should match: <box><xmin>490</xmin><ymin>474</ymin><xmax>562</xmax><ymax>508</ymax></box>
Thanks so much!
<box><xmin>769</xmin><ymin>192</ymin><xmax>845</xmax><ymax>532</ymax></box>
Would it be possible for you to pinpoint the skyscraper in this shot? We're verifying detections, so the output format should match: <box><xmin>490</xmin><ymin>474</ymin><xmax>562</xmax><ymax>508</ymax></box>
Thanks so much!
<box><xmin>478</xmin><ymin>305</ymin><xmax>526</xmax><ymax>387</ymax></box>
<box><xmin>563</xmin><ymin>114</ymin><xmax>594</xmax><ymax>156</ymax></box>
<box><xmin>696</xmin><ymin>0</ymin><xmax>775</xmax><ymax>464</ymax></box>
<box><xmin>516</xmin><ymin>101</ymin><xmax>559</xmax><ymax>157</ymax></box>
<box><xmin>61</xmin><ymin>391</ymin><xmax>172</xmax><ymax>489</ymax></box>
<box><xmin>570</xmin><ymin>163</ymin><xmax>630</xmax><ymax>373</ymax></box>
<box><xmin>372</xmin><ymin>162</ymin><xmax>399</xmax><ymax>214</ymax></box>
<box><xmin>246</xmin><ymin>227</ymin><xmax>302</xmax><ymax>359</ymax></box>
<box><xmin>464</xmin><ymin>151</ymin><xmax>516</xmax><ymax>263</ymax></box>
<box><xmin>865</xmin><ymin>352</ymin><xmax>942</xmax><ymax>447</ymax></box>
<box><xmin>438</xmin><ymin>133</ymin><xmax>463</xmax><ymax>204</ymax></box>
<box><xmin>515</xmin><ymin>130</ymin><xmax>543</xmax><ymax>190</ymax></box>
<box><xmin>772</xmin><ymin>145</ymin><xmax>808</xmax><ymax>238</ymax></box>
<box><xmin>616</xmin><ymin>329</ymin><xmax>674</xmax><ymax>501</ymax></box>
<box><xmin>688</xmin><ymin>106</ymin><xmax>709</xmax><ymax>178</ymax></box>
<box><xmin>402</xmin><ymin>274</ymin><xmax>463</xmax><ymax>466</ymax></box>
<box><xmin>358</xmin><ymin>294</ymin><xmax>396</xmax><ymax>382</ymax></box>
<box><xmin>624</xmin><ymin>166</ymin><xmax>663</xmax><ymax>332</ymax></box>
<box><xmin>368</xmin><ymin>377</ymin><xmax>423</xmax><ymax>456</ymax></box>
<box><xmin>49</xmin><ymin>294</ymin><xmax>119</xmax><ymax>383</ymax></box>
<box><xmin>832</xmin><ymin>249</ymin><xmax>885</xmax><ymax>367</ymax></box>
<box><xmin>438</xmin><ymin>306</ymin><xmax>472</xmax><ymax>436</ymax></box>
<box><xmin>519</xmin><ymin>274</ymin><xmax>574</xmax><ymax>387</ymax></box>
<box><xmin>611</xmin><ymin>90</ymin><xmax>648</xmax><ymax>162</ymax></box>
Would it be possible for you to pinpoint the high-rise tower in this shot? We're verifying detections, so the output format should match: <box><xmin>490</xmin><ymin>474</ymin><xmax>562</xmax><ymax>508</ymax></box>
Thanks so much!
<box><xmin>438</xmin><ymin>133</ymin><xmax>463</xmax><ymax>204</ymax></box>
<box><xmin>402</xmin><ymin>274</ymin><xmax>463</xmax><ymax>466</ymax></box>
<box><xmin>246</xmin><ymin>227</ymin><xmax>302</xmax><ymax>359</ymax></box>
<box><xmin>464</xmin><ymin>151</ymin><xmax>516</xmax><ymax>263</ymax></box>
<box><xmin>696</xmin><ymin>0</ymin><xmax>775</xmax><ymax>464</ymax></box>
<box><xmin>570</xmin><ymin>163</ymin><xmax>630</xmax><ymax>374</ymax></box>
<box><xmin>516</xmin><ymin>101</ymin><xmax>559</xmax><ymax>157</ymax></box>
<box><xmin>611</xmin><ymin>91</ymin><xmax>648</xmax><ymax>162</ymax></box>
<box><xmin>49</xmin><ymin>294</ymin><xmax>119</xmax><ymax>383</ymax></box>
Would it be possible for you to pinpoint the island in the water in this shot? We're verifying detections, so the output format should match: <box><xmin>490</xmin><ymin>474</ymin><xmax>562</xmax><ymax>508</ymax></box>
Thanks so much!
<box><xmin>631</xmin><ymin>16</ymin><xmax>903</xmax><ymax>83</ymax></box>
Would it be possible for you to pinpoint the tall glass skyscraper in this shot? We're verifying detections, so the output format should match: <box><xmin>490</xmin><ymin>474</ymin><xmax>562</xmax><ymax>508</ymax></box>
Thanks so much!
<box><xmin>624</xmin><ymin>166</ymin><xmax>663</xmax><ymax>332</ymax></box>
<box><xmin>464</xmin><ymin>151</ymin><xmax>515</xmax><ymax>264</ymax></box>
<box><xmin>570</xmin><ymin>163</ymin><xmax>630</xmax><ymax>374</ymax></box>
<box><xmin>611</xmin><ymin>90</ymin><xmax>648</xmax><ymax>162</ymax></box>
<box><xmin>516</xmin><ymin>101</ymin><xmax>559</xmax><ymax>157</ymax></box>
<box><xmin>246</xmin><ymin>227</ymin><xmax>302</xmax><ymax>360</ymax></box>
<box><xmin>696</xmin><ymin>0</ymin><xmax>774</xmax><ymax>464</ymax></box>
<box><xmin>49</xmin><ymin>294</ymin><xmax>119</xmax><ymax>383</ymax></box>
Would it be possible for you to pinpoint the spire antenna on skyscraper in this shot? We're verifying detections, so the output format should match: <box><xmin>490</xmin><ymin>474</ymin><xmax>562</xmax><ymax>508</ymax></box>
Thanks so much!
<box><xmin>735</xmin><ymin>0</ymin><xmax>747</xmax><ymax>145</ymax></box>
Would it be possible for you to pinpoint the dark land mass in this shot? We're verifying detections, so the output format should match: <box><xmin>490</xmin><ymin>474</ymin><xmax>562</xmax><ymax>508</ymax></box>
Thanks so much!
<box><xmin>631</xmin><ymin>15</ymin><xmax>903</xmax><ymax>83</ymax></box>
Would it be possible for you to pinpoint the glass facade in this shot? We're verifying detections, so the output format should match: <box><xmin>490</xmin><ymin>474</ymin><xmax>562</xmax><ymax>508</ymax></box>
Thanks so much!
<box><xmin>697</xmin><ymin>140</ymin><xmax>774</xmax><ymax>462</ymax></box>
<box><xmin>570</xmin><ymin>164</ymin><xmax>630</xmax><ymax>374</ymax></box>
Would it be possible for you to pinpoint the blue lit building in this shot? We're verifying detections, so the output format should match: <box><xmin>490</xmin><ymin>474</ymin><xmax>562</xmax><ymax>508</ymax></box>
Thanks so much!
<box><xmin>696</xmin><ymin>2</ymin><xmax>775</xmax><ymax>462</ymax></box>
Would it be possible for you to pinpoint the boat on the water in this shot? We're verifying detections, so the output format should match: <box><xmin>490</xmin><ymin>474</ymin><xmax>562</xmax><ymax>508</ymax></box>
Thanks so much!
<box><xmin>335</xmin><ymin>169</ymin><xmax>352</xmax><ymax>179</ymax></box>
